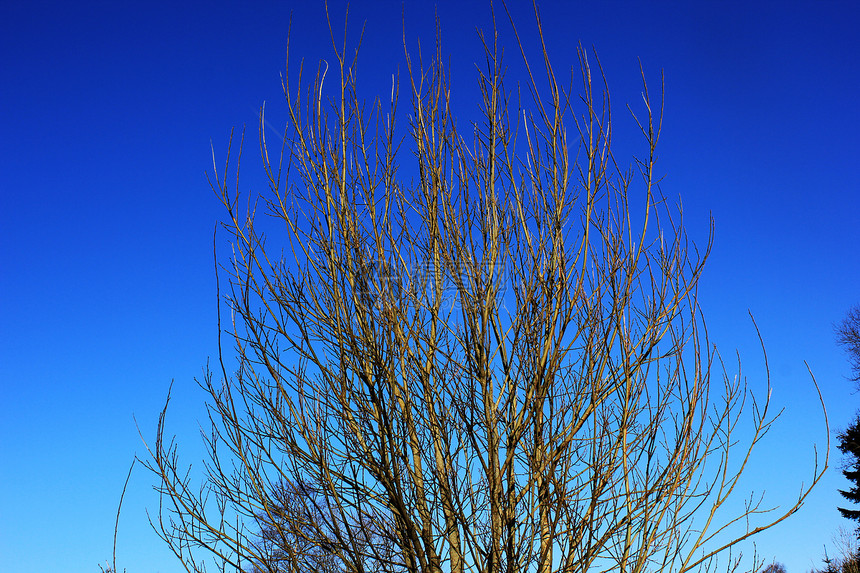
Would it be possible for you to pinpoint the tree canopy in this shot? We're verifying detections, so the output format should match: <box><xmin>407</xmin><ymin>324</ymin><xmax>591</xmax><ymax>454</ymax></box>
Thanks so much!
<box><xmin>142</xmin><ymin>8</ymin><xmax>827</xmax><ymax>573</ymax></box>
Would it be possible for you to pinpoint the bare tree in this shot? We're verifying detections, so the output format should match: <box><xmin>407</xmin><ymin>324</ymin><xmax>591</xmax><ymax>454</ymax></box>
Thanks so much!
<box><xmin>833</xmin><ymin>527</ymin><xmax>860</xmax><ymax>573</ymax></box>
<box><xmin>143</xmin><ymin>7</ymin><xmax>827</xmax><ymax>573</ymax></box>
<box><xmin>761</xmin><ymin>563</ymin><xmax>787</xmax><ymax>573</ymax></box>
<box><xmin>809</xmin><ymin>530</ymin><xmax>860</xmax><ymax>573</ymax></box>
<box><xmin>243</xmin><ymin>479</ymin><xmax>340</xmax><ymax>573</ymax></box>
<box><xmin>837</xmin><ymin>306</ymin><xmax>860</xmax><ymax>383</ymax></box>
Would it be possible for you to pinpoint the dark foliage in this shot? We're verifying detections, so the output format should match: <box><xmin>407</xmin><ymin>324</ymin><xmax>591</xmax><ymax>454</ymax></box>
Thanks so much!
<box><xmin>839</xmin><ymin>417</ymin><xmax>860</xmax><ymax>524</ymax></box>
<box><xmin>838</xmin><ymin>306</ymin><xmax>860</xmax><ymax>533</ymax></box>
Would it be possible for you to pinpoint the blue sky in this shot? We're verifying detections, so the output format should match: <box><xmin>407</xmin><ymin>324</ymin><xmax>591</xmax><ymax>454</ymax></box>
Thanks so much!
<box><xmin>1</xmin><ymin>1</ymin><xmax>858</xmax><ymax>572</ymax></box>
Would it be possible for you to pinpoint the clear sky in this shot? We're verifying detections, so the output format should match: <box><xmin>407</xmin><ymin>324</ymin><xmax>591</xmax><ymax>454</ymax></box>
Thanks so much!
<box><xmin>1</xmin><ymin>1</ymin><xmax>858</xmax><ymax>572</ymax></box>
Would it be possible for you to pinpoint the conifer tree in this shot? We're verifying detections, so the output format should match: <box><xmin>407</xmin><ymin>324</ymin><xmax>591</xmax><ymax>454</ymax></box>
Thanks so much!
<box><xmin>838</xmin><ymin>418</ymin><xmax>860</xmax><ymax>523</ymax></box>
<box><xmin>839</xmin><ymin>307</ymin><xmax>860</xmax><ymax>529</ymax></box>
